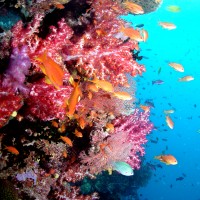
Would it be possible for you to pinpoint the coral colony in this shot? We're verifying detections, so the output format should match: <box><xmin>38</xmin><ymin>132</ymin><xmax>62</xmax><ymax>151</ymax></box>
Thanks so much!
<box><xmin>0</xmin><ymin>0</ymin><xmax>153</xmax><ymax>199</ymax></box>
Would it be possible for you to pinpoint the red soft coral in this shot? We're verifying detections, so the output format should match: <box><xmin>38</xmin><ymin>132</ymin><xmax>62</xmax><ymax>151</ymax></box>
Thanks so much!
<box><xmin>0</xmin><ymin>85</ymin><xmax>23</xmax><ymax>128</ymax></box>
<box><xmin>62</xmin><ymin>0</ymin><xmax>145</xmax><ymax>86</ymax></box>
<box><xmin>24</xmin><ymin>80</ymin><xmax>73</xmax><ymax>121</ymax></box>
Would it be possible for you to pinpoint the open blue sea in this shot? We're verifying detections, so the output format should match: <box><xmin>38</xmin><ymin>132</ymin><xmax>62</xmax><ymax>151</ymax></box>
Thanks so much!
<box><xmin>122</xmin><ymin>0</ymin><xmax>200</xmax><ymax>199</ymax></box>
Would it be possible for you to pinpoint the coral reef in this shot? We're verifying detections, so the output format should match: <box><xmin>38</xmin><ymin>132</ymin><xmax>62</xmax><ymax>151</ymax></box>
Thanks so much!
<box><xmin>0</xmin><ymin>0</ymin><xmax>154</xmax><ymax>199</ymax></box>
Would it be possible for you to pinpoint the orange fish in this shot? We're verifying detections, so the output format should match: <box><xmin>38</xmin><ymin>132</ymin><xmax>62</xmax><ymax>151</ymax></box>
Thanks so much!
<box><xmin>120</xmin><ymin>26</ymin><xmax>143</xmax><ymax>42</ymax></box>
<box><xmin>35</xmin><ymin>51</ymin><xmax>64</xmax><ymax>89</ymax></box>
<box><xmin>87</xmin><ymin>83</ymin><xmax>99</xmax><ymax>92</ymax></box>
<box><xmin>63</xmin><ymin>150</ymin><xmax>68</xmax><ymax>158</ymax></box>
<box><xmin>106</xmin><ymin>123</ymin><xmax>114</xmax><ymax>132</ymax></box>
<box><xmin>166</xmin><ymin>115</ymin><xmax>174</xmax><ymax>129</ymax></box>
<box><xmin>123</xmin><ymin>1</ymin><xmax>144</xmax><ymax>14</ymax></box>
<box><xmin>66</xmin><ymin>77</ymin><xmax>82</xmax><ymax>117</ymax></box>
<box><xmin>168</xmin><ymin>62</ymin><xmax>184</xmax><ymax>72</ymax></box>
<box><xmin>5</xmin><ymin>146</ymin><xmax>19</xmax><ymax>155</ymax></box>
<box><xmin>54</xmin><ymin>3</ymin><xmax>65</xmax><ymax>9</ymax></box>
<box><xmin>154</xmin><ymin>154</ymin><xmax>178</xmax><ymax>165</ymax></box>
<box><xmin>74</xmin><ymin>129</ymin><xmax>83</xmax><ymax>138</ymax></box>
<box><xmin>140</xmin><ymin>105</ymin><xmax>150</xmax><ymax>112</ymax></box>
<box><xmin>77</xmin><ymin>116</ymin><xmax>86</xmax><ymax>129</ymax></box>
<box><xmin>60</xmin><ymin>136</ymin><xmax>73</xmax><ymax>147</ymax></box>
<box><xmin>52</xmin><ymin>120</ymin><xmax>59</xmax><ymax>128</ymax></box>
<box><xmin>179</xmin><ymin>75</ymin><xmax>194</xmax><ymax>82</ymax></box>
<box><xmin>58</xmin><ymin>123</ymin><xmax>66</xmax><ymax>133</ymax></box>
<box><xmin>90</xmin><ymin>77</ymin><xmax>114</xmax><ymax>93</ymax></box>
<box><xmin>141</xmin><ymin>29</ymin><xmax>148</xmax><ymax>42</ymax></box>
<box><xmin>112</xmin><ymin>91</ymin><xmax>133</xmax><ymax>100</ymax></box>
<box><xmin>158</xmin><ymin>22</ymin><xmax>176</xmax><ymax>30</ymax></box>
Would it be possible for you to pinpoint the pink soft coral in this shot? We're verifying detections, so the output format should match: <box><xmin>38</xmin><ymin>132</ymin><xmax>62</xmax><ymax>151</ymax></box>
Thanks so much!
<box><xmin>62</xmin><ymin>0</ymin><xmax>145</xmax><ymax>86</ymax></box>
<box><xmin>79</xmin><ymin>109</ymin><xmax>153</xmax><ymax>174</ymax></box>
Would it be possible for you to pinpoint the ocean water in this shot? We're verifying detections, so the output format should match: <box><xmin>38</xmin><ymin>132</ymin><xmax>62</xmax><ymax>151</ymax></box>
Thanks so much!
<box><xmin>122</xmin><ymin>0</ymin><xmax>200</xmax><ymax>200</ymax></box>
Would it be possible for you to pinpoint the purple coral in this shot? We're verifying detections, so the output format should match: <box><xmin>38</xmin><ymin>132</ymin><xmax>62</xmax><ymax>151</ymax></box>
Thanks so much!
<box><xmin>2</xmin><ymin>45</ymin><xmax>31</xmax><ymax>95</ymax></box>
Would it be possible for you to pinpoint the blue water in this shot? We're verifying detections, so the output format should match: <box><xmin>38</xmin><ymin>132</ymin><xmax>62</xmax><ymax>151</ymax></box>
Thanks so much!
<box><xmin>122</xmin><ymin>0</ymin><xmax>200</xmax><ymax>199</ymax></box>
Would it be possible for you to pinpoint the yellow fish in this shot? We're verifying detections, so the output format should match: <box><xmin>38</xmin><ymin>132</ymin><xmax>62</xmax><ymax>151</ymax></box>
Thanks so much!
<box><xmin>179</xmin><ymin>75</ymin><xmax>194</xmax><ymax>82</ymax></box>
<box><xmin>35</xmin><ymin>51</ymin><xmax>64</xmax><ymax>89</ymax></box>
<box><xmin>168</xmin><ymin>62</ymin><xmax>184</xmax><ymax>72</ymax></box>
<box><xmin>90</xmin><ymin>77</ymin><xmax>114</xmax><ymax>93</ymax></box>
<box><xmin>166</xmin><ymin>5</ymin><xmax>181</xmax><ymax>13</ymax></box>
<box><xmin>112</xmin><ymin>91</ymin><xmax>132</xmax><ymax>100</ymax></box>
<box><xmin>154</xmin><ymin>154</ymin><xmax>178</xmax><ymax>165</ymax></box>
<box><xmin>159</xmin><ymin>22</ymin><xmax>176</xmax><ymax>30</ymax></box>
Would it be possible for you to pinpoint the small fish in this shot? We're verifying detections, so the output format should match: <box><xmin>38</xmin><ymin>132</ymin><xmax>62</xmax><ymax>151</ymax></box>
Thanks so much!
<box><xmin>120</xmin><ymin>26</ymin><xmax>144</xmax><ymax>42</ymax></box>
<box><xmin>60</xmin><ymin>136</ymin><xmax>73</xmax><ymax>147</ymax></box>
<box><xmin>168</xmin><ymin>62</ymin><xmax>184</xmax><ymax>72</ymax></box>
<box><xmin>66</xmin><ymin>77</ymin><xmax>82</xmax><ymax>117</ymax></box>
<box><xmin>154</xmin><ymin>154</ymin><xmax>178</xmax><ymax>165</ymax></box>
<box><xmin>164</xmin><ymin>109</ymin><xmax>175</xmax><ymax>114</ymax></box>
<box><xmin>144</xmin><ymin>100</ymin><xmax>155</xmax><ymax>108</ymax></box>
<box><xmin>77</xmin><ymin>116</ymin><xmax>86</xmax><ymax>129</ymax></box>
<box><xmin>112</xmin><ymin>91</ymin><xmax>132</xmax><ymax>100</ymax></box>
<box><xmin>106</xmin><ymin>123</ymin><xmax>114</xmax><ymax>132</ymax></box>
<box><xmin>112</xmin><ymin>161</ymin><xmax>134</xmax><ymax>176</ymax></box>
<box><xmin>5</xmin><ymin>146</ymin><xmax>19</xmax><ymax>155</ymax></box>
<box><xmin>74</xmin><ymin>129</ymin><xmax>83</xmax><ymax>138</ymax></box>
<box><xmin>176</xmin><ymin>176</ymin><xmax>184</xmax><ymax>181</ymax></box>
<box><xmin>140</xmin><ymin>105</ymin><xmax>150</xmax><ymax>112</ymax></box>
<box><xmin>159</xmin><ymin>22</ymin><xmax>176</xmax><ymax>30</ymax></box>
<box><xmin>166</xmin><ymin>5</ymin><xmax>181</xmax><ymax>13</ymax></box>
<box><xmin>178</xmin><ymin>75</ymin><xmax>194</xmax><ymax>82</ymax></box>
<box><xmin>141</xmin><ymin>29</ymin><xmax>148</xmax><ymax>42</ymax></box>
<box><xmin>54</xmin><ymin>3</ymin><xmax>65</xmax><ymax>9</ymax></box>
<box><xmin>122</xmin><ymin>1</ymin><xmax>144</xmax><ymax>14</ymax></box>
<box><xmin>90</xmin><ymin>77</ymin><xmax>114</xmax><ymax>93</ymax></box>
<box><xmin>150</xmin><ymin>139</ymin><xmax>158</xmax><ymax>144</ymax></box>
<box><xmin>51</xmin><ymin>120</ymin><xmax>59</xmax><ymax>128</ymax></box>
<box><xmin>158</xmin><ymin>67</ymin><xmax>162</xmax><ymax>75</ymax></box>
<box><xmin>166</xmin><ymin>115</ymin><xmax>174</xmax><ymax>129</ymax></box>
<box><xmin>35</xmin><ymin>51</ymin><xmax>64</xmax><ymax>89</ymax></box>
<box><xmin>135</xmin><ymin>23</ymin><xmax>144</xmax><ymax>28</ymax></box>
<box><xmin>58</xmin><ymin>123</ymin><xmax>66</xmax><ymax>133</ymax></box>
<box><xmin>62</xmin><ymin>150</ymin><xmax>68</xmax><ymax>158</ymax></box>
<box><xmin>152</xmin><ymin>80</ymin><xmax>164</xmax><ymax>85</ymax></box>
